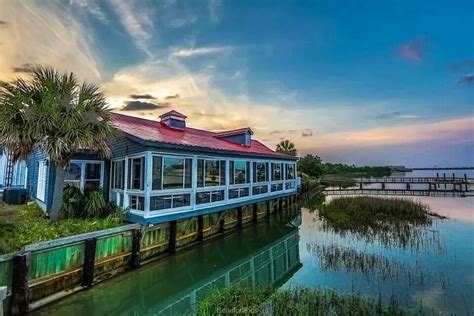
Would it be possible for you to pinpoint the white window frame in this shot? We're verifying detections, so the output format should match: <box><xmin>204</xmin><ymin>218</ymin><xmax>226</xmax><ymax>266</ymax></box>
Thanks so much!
<box><xmin>65</xmin><ymin>159</ymin><xmax>104</xmax><ymax>192</ymax></box>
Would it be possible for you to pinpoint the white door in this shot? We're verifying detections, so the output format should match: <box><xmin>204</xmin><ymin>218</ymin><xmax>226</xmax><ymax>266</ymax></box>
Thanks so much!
<box><xmin>37</xmin><ymin>160</ymin><xmax>47</xmax><ymax>202</ymax></box>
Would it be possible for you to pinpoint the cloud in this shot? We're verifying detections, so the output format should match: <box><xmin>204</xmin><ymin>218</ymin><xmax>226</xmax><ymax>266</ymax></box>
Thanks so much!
<box><xmin>121</xmin><ymin>100</ymin><xmax>169</xmax><ymax>111</ymax></box>
<box><xmin>270</xmin><ymin>130</ymin><xmax>283</xmax><ymax>135</ymax></box>
<box><xmin>209</xmin><ymin>0</ymin><xmax>222</xmax><ymax>23</ymax></box>
<box><xmin>171</xmin><ymin>46</ymin><xmax>233</xmax><ymax>58</ymax></box>
<box><xmin>168</xmin><ymin>15</ymin><xmax>198</xmax><ymax>28</ymax></box>
<box><xmin>0</xmin><ymin>20</ymin><xmax>7</xmax><ymax>25</ymax></box>
<box><xmin>375</xmin><ymin>111</ymin><xmax>423</xmax><ymax>120</ymax></box>
<box><xmin>108</xmin><ymin>0</ymin><xmax>154</xmax><ymax>56</ymax></box>
<box><xmin>0</xmin><ymin>1</ymin><xmax>101</xmax><ymax>82</ymax></box>
<box><xmin>129</xmin><ymin>93</ymin><xmax>156</xmax><ymax>100</ymax></box>
<box><xmin>70</xmin><ymin>0</ymin><xmax>108</xmax><ymax>23</ymax></box>
<box><xmin>459</xmin><ymin>73</ymin><xmax>474</xmax><ymax>84</ymax></box>
<box><xmin>165</xmin><ymin>94</ymin><xmax>180</xmax><ymax>99</ymax></box>
<box><xmin>301</xmin><ymin>129</ymin><xmax>314</xmax><ymax>137</ymax></box>
<box><xmin>396</xmin><ymin>38</ymin><xmax>427</xmax><ymax>62</ymax></box>
<box><xmin>12</xmin><ymin>63</ymin><xmax>35</xmax><ymax>74</ymax></box>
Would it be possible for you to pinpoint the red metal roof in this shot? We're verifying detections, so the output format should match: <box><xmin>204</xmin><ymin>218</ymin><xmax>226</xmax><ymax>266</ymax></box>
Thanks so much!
<box><xmin>110</xmin><ymin>112</ymin><xmax>295</xmax><ymax>159</ymax></box>
<box><xmin>214</xmin><ymin>127</ymin><xmax>254</xmax><ymax>137</ymax></box>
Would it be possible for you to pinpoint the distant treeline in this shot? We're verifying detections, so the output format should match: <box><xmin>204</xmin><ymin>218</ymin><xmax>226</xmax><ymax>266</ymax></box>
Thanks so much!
<box><xmin>298</xmin><ymin>155</ymin><xmax>392</xmax><ymax>178</ymax></box>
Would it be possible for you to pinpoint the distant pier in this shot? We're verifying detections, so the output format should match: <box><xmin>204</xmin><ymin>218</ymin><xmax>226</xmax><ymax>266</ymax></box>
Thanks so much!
<box><xmin>324</xmin><ymin>174</ymin><xmax>473</xmax><ymax>197</ymax></box>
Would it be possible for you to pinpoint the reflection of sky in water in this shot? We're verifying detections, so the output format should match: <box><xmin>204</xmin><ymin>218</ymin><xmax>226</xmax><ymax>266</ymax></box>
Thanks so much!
<box><xmin>287</xmin><ymin>195</ymin><xmax>474</xmax><ymax>315</ymax></box>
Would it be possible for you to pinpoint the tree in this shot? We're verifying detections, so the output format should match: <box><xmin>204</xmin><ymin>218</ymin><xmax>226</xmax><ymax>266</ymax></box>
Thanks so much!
<box><xmin>0</xmin><ymin>67</ymin><xmax>117</xmax><ymax>222</ymax></box>
<box><xmin>297</xmin><ymin>154</ymin><xmax>323</xmax><ymax>178</ymax></box>
<box><xmin>276</xmin><ymin>139</ymin><xmax>297</xmax><ymax>156</ymax></box>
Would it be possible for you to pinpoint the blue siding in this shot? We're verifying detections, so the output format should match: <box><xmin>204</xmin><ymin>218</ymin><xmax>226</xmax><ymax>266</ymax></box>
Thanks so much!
<box><xmin>110</xmin><ymin>136</ymin><xmax>146</xmax><ymax>158</ymax></box>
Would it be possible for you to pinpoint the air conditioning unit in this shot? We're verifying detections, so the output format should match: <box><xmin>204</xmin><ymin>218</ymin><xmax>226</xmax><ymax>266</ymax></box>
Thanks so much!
<box><xmin>2</xmin><ymin>188</ymin><xmax>27</xmax><ymax>205</ymax></box>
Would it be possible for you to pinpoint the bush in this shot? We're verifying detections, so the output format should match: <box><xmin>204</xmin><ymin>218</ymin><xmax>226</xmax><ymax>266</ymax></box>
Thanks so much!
<box><xmin>61</xmin><ymin>186</ymin><xmax>123</xmax><ymax>219</ymax></box>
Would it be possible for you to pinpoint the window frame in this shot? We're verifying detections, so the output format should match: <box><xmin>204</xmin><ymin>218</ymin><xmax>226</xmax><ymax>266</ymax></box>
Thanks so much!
<box><xmin>64</xmin><ymin>159</ymin><xmax>104</xmax><ymax>192</ymax></box>
<box><xmin>151</xmin><ymin>154</ymin><xmax>193</xmax><ymax>192</ymax></box>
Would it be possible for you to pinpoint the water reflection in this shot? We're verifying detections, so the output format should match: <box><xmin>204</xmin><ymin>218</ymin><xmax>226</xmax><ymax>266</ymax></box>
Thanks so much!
<box><xmin>34</xmin><ymin>213</ymin><xmax>302</xmax><ymax>316</ymax></box>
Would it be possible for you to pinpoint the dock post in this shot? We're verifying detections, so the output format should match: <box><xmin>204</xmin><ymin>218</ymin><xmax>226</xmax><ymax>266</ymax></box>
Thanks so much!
<box><xmin>278</xmin><ymin>198</ymin><xmax>282</xmax><ymax>212</ymax></box>
<box><xmin>169</xmin><ymin>220</ymin><xmax>177</xmax><ymax>254</ymax></box>
<box><xmin>406</xmin><ymin>183</ymin><xmax>410</xmax><ymax>191</ymax></box>
<box><xmin>131</xmin><ymin>229</ymin><xmax>142</xmax><ymax>269</ymax></box>
<box><xmin>11</xmin><ymin>253</ymin><xmax>29</xmax><ymax>315</ymax></box>
<box><xmin>252</xmin><ymin>204</ymin><xmax>258</xmax><ymax>223</ymax></box>
<box><xmin>266</xmin><ymin>200</ymin><xmax>270</xmax><ymax>218</ymax></box>
<box><xmin>218</xmin><ymin>211</ymin><xmax>225</xmax><ymax>233</ymax></box>
<box><xmin>237</xmin><ymin>207</ymin><xmax>243</xmax><ymax>227</ymax></box>
<box><xmin>82</xmin><ymin>238</ymin><xmax>97</xmax><ymax>287</ymax></box>
<box><xmin>381</xmin><ymin>182</ymin><xmax>385</xmax><ymax>190</ymax></box>
<box><xmin>197</xmin><ymin>215</ymin><xmax>204</xmax><ymax>242</ymax></box>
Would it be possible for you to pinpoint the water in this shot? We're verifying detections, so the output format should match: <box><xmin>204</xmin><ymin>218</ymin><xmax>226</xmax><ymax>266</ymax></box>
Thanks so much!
<box><xmin>35</xmin><ymin>169</ymin><xmax>474</xmax><ymax>315</ymax></box>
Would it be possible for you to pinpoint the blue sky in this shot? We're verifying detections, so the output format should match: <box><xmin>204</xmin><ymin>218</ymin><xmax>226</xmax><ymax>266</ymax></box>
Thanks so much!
<box><xmin>0</xmin><ymin>0</ymin><xmax>473</xmax><ymax>166</ymax></box>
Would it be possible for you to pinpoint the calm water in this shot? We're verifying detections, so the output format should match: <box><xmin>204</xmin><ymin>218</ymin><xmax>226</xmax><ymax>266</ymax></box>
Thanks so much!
<box><xmin>35</xmin><ymin>169</ymin><xmax>474</xmax><ymax>315</ymax></box>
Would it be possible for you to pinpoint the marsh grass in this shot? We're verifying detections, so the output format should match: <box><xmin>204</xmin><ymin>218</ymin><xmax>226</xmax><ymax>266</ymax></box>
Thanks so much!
<box><xmin>319</xmin><ymin>197</ymin><xmax>444</xmax><ymax>250</ymax></box>
<box><xmin>197</xmin><ymin>285</ymin><xmax>415</xmax><ymax>315</ymax></box>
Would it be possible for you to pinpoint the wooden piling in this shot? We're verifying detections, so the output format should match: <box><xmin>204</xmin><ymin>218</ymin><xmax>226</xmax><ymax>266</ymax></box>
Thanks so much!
<box><xmin>237</xmin><ymin>207</ymin><xmax>243</xmax><ymax>227</ymax></box>
<box><xmin>82</xmin><ymin>238</ymin><xmax>97</xmax><ymax>287</ymax></box>
<box><xmin>11</xmin><ymin>253</ymin><xmax>29</xmax><ymax>315</ymax></box>
<box><xmin>252</xmin><ymin>204</ymin><xmax>258</xmax><ymax>223</ymax></box>
<box><xmin>169</xmin><ymin>220</ymin><xmax>177</xmax><ymax>254</ymax></box>
<box><xmin>131</xmin><ymin>229</ymin><xmax>142</xmax><ymax>269</ymax></box>
<box><xmin>197</xmin><ymin>215</ymin><xmax>204</xmax><ymax>242</ymax></box>
<box><xmin>278</xmin><ymin>198</ymin><xmax>282</xmax><ymax>211</ymax></box>
<box><xmin>266</xmin><ymin>200</ymin><xmax>270</xmax><ymax>218</ymax></box>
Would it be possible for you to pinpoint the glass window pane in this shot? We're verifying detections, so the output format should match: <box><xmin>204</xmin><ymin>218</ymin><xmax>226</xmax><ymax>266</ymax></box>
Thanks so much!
<box><xmin>65</xmin><ymin>162</ymin><xmax>81</xmax><ymax>188</ymax></box>
<box><xmin>152</xmin><ymin>156</ymin><xmax>162</xmax><ymax>190</ymax></box>
<box><xmin>130</xmin><ymin>195</ymin><xmax>144</xmax><ymax>210</ymax></box>
<box><xmin>85</xmin><ymin>163</ymin><xmax>101</xmax><ymax>180</ymax></box>
<box><xmin>205</xmin><ymin>160</ymin><xmax>220</xmax><ymax>186</ymax></box>
<box><xmin>173</xmin><ymin>194</ymin><xmax>190</xmax><ymax>208</ymax></box>
<box><xmin>220</xmin><ymin>161</ymin><xmax>226</xmax><ymax>186</ymax></box>
<box><xmin>229</xmin><ymin>161</ymin><xmax>235</xmax><ymax>185</ymax></box>
<box><xmin>113</xmin><ymin>160</ymin><xmax>124</xmax><ymax>189</ymax></box>
<box><xmin>196</xmin><ymin>192</ymin><xmax>211</xmax><ymax>204</ymax></box>
<box><xmin>150</xmin><ymin>195</ymin><xmax>172</xmax><ymax>210</ymax></box>
<box><xmin>234</xmin><ymin>161</ymin><xmax>246</xmax><ymax>184</ymax></box>
<box><xmin>211</xmin><ymin>190</ymin><xmax>224</xmax><ymax>202</ymax></box>
<box><xmin>185</xmin><ymin>159</ymin><xmax>192</xmax><ymax>188</ymax></box>
<box><xmin>272</xmin><ymin>163</ymin><xmax>282</xmax><ymax>181</ymax></box>
<box><xmin>130</xmin><ymin>157</ymin><xmax>144</xmax><ymax>190</ymax></box>
<box><xmin>163</xmin><ymin>157</ymin><xmax>184</xmax><ymax>189</ymax></box>
<box><xmin>256</xmin><ymin>162</ymin><xmax>267</xmax><ymax>183</ymax></box>
<box><xmin>197</xmin><ymin>159</ymin><xmax>204</xmax><ymax>187</ymax></box>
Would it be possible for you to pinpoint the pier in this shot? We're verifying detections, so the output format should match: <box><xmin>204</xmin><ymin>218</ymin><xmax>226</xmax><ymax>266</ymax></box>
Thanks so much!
<box><xmin>324</xmin><ymin>174</ymin><xmax>474</xmax><ymax>197</ymax></box>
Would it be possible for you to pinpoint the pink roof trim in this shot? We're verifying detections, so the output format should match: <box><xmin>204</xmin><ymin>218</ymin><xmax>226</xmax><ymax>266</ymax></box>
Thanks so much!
<box><xmin>110</xmin><ymin>112</ymin><xmax>295</xmax><ymax>160</ymax></box>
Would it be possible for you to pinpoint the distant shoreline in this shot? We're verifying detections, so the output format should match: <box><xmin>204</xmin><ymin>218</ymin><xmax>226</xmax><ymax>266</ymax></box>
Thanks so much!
<box><xmin>404</xmin><ymin>167</ymin><xmax>474</xmax><ymax>171</ymax></box>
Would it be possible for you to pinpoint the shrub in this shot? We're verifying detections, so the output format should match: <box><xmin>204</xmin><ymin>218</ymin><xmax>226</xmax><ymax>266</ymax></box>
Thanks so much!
<box><xmin>61</xmin><ymin>185</ymin><xmax>85</xmax><ymax>218</ymax></box>
<box><xmin>61</xmin><ymin>187</ymin><xmax>123</xmax><ymax>219</ymax></box>
<box><xmin>84</xmin><ymin>190</ymin><xmax>107</xmax><ymax>218</ymax></box>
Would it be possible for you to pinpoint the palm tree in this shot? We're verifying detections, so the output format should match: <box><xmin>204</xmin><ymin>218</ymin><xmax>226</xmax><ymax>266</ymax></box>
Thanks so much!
<box><xmin>0</xmin><ymin>66</ymin><xmax>117</xmax><ymax>222</ymax></box>
<box><xmin>276</xmin><ymin>139</ymin><xmax>297</xmax><ymax>156</ymax></box>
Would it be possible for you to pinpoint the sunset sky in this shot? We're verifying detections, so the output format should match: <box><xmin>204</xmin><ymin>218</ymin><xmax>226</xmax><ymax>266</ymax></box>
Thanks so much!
<box><xmin>0</xmin><ymin>0</ymin><xmax>472</xmax><ymax>167</ymax></box>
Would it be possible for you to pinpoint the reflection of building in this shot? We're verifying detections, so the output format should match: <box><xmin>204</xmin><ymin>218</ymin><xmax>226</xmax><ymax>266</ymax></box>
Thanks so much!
<box><xmin>156</xmin><ymin>228</ymin><xmax>301</xmax><ymax>315</ymax></box>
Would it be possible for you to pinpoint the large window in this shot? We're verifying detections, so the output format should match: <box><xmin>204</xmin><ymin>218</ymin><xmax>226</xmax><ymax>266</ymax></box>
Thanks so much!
<box><xmin>197</xmin><ymin>159</ymin><xmax>226</xmax><ymax>187</ymax></box>
<box><xmin>152</xmin><ymin>156</ymin><xmax>162</xmax><ymax>190</ymax></box>
<box><xmin>111</xmin><ymin>160</ymin><xmax>125</xmax><ymax>190</ymax></box>
<box><xmin>196</xmin><ymin>190</ymin><xmax>225</xmax><ymax>204</ymax></box>
<box><xmin>64</xmin><ymin>160</ymin><xmax>103</xmax><ymax>192</ymax></box>
<box><xmin>230</xmin><ymin>161</ymin><xmax>249</xmax><ymax>185</ymax></box>
<box><xmin>286</xmin><ymin>163</ymin><xmax>296</xmax><ymax>180</ymax></box>
<box><xmin>253</xmin><ymin>162</ymin><xmax>268</xmax><ymax>183</ymax></box>
<box><xmin>229</xmin><ymin>187</ymin><xmax>249</xmax><ymax>199</ymax></box>
<box><xmin>129</xmin><ymin>157</ymin><xmax>144</xmax><ymax>190</ymax></box>
<box><xmin>162</xmin><ymin>157</ymin><xmax>192</xmax><ymax>190</ymax></box>
<box><xmin>272</xmin><ymin>163</ymin><xmax>283</xmax><ymax>181</ymax></box>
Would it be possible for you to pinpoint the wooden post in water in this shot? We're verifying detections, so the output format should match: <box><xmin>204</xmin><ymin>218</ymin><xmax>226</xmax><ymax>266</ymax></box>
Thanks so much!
<box><xmin>197</xmin><ymin>215</ymin><xmax>204</xmax><ymax>242</ymax></box>
<box><xmin>237</xmin><ymin>207</ymin><xmax>243</xmax><ymax>228</ymax></box>
<box><xmin>169</xmin><ymin>220</ymin><xmax>177</xmax><ymax>254</ymax></box>
<box><xmin>82</xmin><ymin>238</ymin><xmax>97</xmax><ymax>287</ymax></box>
<box><xmin>266</xmin><ymin>200</ymin><xmax>271</xmax><ymax>218</ymax></box>
<box><xmin>278</xmin><ymin>198</ymin><xmax>283</xmax><ymax>212</ymax></box>
<box><xmin>252</xmin><ymin>204</ymin><xmax>258</xmax><ymax>223</ymax></box>
<box><xmin>11</xmin><ymin>253</ymin><xmax>29</xmax><ymax>315</ymax></box>
<box><xmin>131</xmin><ymin>229</ymin><xmax>142</xmax><ymax>269</ymax></box>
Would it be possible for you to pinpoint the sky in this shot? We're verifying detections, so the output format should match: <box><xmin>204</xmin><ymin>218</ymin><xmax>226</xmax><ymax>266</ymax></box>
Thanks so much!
<box><xmin>0</xmin><ymin>0</ymin><xmax>473</xmax><ymax>167</ymax></box>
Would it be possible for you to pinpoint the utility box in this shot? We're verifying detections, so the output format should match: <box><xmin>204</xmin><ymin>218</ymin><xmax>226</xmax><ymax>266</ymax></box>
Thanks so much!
<box><xmin>2</xmin><ymin>187</ymin><xmax>27</xmax><ymax>205</ymax></box>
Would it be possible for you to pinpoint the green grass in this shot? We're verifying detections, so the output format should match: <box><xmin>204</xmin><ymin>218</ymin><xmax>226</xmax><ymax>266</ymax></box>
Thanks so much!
<box><xmin>320</xmin><ymin>196</ymin><xmax>433</xmax><ymax>230</ymax></box>
<box><xmin>197</xmin><ymin>285</ymin><xmax>417</xmax><ymax>315</ymax></box>
<box><xmin>318</xmin><ymin>196</ymin><xmax>444</xmax><ymax>250</ymax></box>
<box><xmin>0</xmin><ymin>202</ymin><xmax>123</xmax><ymax>254</ymax></box>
